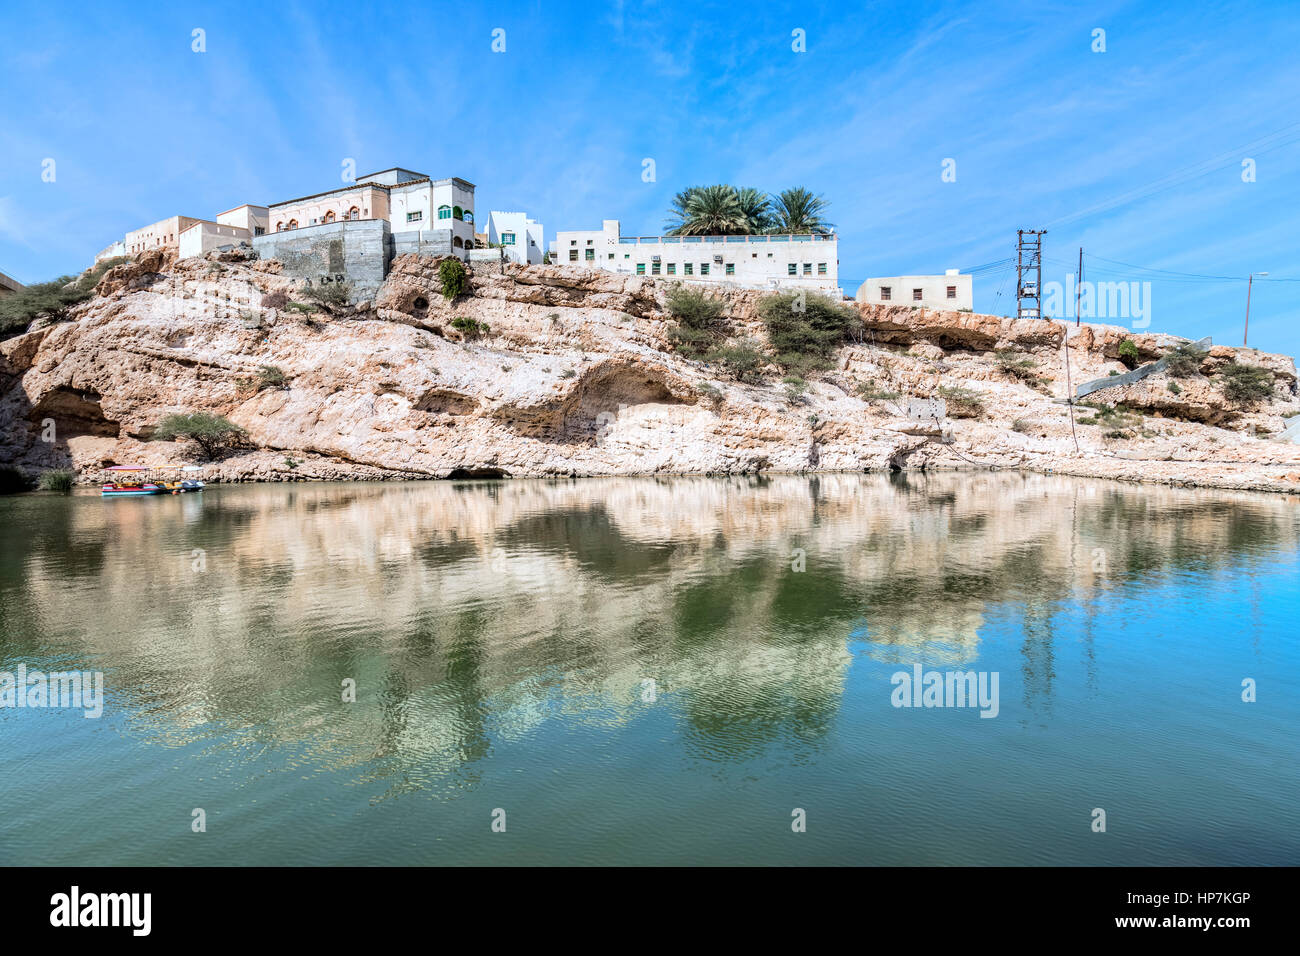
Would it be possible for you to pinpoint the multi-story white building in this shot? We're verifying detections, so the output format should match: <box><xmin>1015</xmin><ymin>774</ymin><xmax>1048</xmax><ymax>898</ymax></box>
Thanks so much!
<box><xmin>856</xmin><ymin>269</ymin><xmax>973</xmax><ymax>310</ymax></box>
<box><xmin>265</xmin><ymin>168</ymin><xmax>478</xmax><ymax>256</ymax></box>
<box><xmin>551</xmin><ymin>219</ymin><xmax>840</xmax><ymax>294</ymax></box>
<box><xmin>484</xmin><ymin>211</ymin><xmax>544</xmax><ymax>265</ymax></box>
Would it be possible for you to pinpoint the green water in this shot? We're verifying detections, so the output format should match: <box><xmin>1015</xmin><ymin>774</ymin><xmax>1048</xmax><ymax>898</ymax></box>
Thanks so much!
<box><xmin>1</xmin><ymin>473</ymin><xmax>1297</xmax><ymax>865</ymax></box>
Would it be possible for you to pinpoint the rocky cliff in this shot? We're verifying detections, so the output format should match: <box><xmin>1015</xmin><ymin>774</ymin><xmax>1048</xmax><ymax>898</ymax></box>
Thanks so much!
<box><xmin>2</xmin><ymin>248</ymin><xmax>1299</xmax><ymax>493</ymax></box>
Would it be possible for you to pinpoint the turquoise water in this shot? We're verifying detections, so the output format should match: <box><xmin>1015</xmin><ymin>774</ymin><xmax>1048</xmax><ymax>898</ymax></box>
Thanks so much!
<box><xmin>0</xmin><ymin>473</ymin><xmax>1296</xmax><ymax>865</ymax></box>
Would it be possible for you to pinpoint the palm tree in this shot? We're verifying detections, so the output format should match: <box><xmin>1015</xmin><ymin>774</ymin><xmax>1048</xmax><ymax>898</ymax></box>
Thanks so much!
<box><xmin>733</xmin><ymin>186</ymin><xmax>773</xmax><ymax>233</ymax></box>
<box><xmin>674</xmin><ymin>184</ymin><xmax>749</xmax><ymax>236</ymax></box>
<box><xmin>664</xmin><ymin>187</ymin><xmax>702</xmax><ymax>235</ymax></box>
<box><xmin>768</xmin><ymin>187</ymin><xmax>834</xmax><ymax>235</ymax></box>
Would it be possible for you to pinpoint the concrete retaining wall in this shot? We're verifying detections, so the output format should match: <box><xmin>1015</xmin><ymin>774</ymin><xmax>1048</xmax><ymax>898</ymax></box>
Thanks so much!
<box><xmin>1076</xmin><ymin>336</ymin><xmax>1212</xmax><ymax>400</ymax></box>
<box><xmin>391</xmin><ymin>229</ymin><xmax>455</xmax><ymax>259</ymax></box>
<box><xmin>252</xmin><ymin>219</ymin><xmax>391</xmax><ymax>298</ymax></box>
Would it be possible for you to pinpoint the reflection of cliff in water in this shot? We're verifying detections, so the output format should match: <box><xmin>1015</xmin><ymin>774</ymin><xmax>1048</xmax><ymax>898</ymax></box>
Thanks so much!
<box><xmin>1</xmin><ymin>474</ymin><xmax>1296</xmax><ymax>785</ymax></box>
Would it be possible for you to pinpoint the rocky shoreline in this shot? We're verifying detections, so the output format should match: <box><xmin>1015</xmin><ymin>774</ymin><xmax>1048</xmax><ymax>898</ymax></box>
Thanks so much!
<box><xmin>2</xmin><ymin>248</ymin><xmax>1299</xmax><ymax>495</ymax></box>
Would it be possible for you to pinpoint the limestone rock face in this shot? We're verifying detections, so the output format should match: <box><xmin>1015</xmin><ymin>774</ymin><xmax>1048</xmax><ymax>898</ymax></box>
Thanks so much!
<box><xmin>2</xmin><ymin>256</ymin><xmax>1299</xmax><ymax>493</ymax></box>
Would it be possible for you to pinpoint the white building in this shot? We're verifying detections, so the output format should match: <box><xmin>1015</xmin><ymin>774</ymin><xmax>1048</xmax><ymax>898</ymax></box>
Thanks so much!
<box><xmin>551</xmin><ymin>219</ymin><xmax>841</xmax><ymax>294</ymax></box>
<box><xmin>383</xmin><ymin>173</ymin><xmax>478</xmax><ymax>254</ymax></box>
<box><xmin>856</xmin><ymin>269</ymin><xmax>972</xmax><ymax>310</ymax></box>
<box><xmin>484</xmin><ymin>211</ymin><xmax>543</xmax><ymax>265</ymax></box>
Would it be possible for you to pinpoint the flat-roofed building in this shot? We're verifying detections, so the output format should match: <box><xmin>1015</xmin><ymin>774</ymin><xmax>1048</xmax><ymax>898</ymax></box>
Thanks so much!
<box><xmin>856</xmin><ymin>269</ymin><xmax>972</xmax><ymax>310</ymax></box>
<box><xmin>552</xmin><ymin>219</ymin><xmax>840</xmax><ymax>294</ymax></box>
<box><xmin>217</xmin><ymin>204</ymin><xmax>269</xmax><ymax>236</ymax></box>
<box><xmin>484</xmin><ymin>211</ymin><xmax>543</xmax><ymax>265</ymax></box>
<box><xmin>125</xmin><ymin>215</ymin><xmax>203</xmax><ymax>254</ymax></box>
<box><xmin>179</xmin><ymin>220</ymin><xmax>254</xmax><ymax>259</ymax></box>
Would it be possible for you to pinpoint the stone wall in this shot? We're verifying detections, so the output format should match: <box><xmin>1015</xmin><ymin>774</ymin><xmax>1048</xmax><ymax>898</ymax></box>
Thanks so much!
<box><xmin>252</xmin><ymin>220</ymin><xmax>391</xmax><ymax>298</ymax></box>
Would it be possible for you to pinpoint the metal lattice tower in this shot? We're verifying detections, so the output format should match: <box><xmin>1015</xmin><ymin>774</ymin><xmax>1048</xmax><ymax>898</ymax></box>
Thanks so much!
<box><xmin>1016</xmin><ymin>230</ymin><xmax>1046</xmax><ymax>319</ymax></box>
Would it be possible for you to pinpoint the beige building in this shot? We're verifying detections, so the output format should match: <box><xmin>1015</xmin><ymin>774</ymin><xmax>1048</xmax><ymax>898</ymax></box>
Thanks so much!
<box><xmin>856</xmin><ymin>269</ymin><xmax>973</xmax><ymax>310</ymax></box>
<box><xmin>268</xmin><ymin>183</ymin><xmax>391</xmax><ymax>233</ymax></box>
<box><xmin>217</xmin><ymin>204</ymin><xmax>269</xmax><ymax>236</ymax></box>
<box><xmin>125</xmin><ymin>215</ymin><xmax>203</xmax><ymax>254</ymax></box>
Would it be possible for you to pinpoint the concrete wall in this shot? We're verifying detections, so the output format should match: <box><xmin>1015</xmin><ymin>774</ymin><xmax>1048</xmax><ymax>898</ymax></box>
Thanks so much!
<box><xmin>857</xmin><ymin>272</ymin><xmax>973</xmax><ymax>310</ymax></box>
<box><xmin>94</xmin><ymin>241</ymin><xmax>126</xmax><ymax>263</ymax></box>
<box><xmin>553</xmin><ymin>220</ymin><xmax>840</xmax><ymax>293</ymax></box>
<box><xmin>390</xmin><ymin>229</ymin><xmax>455</xmax><ymax>259</ymax></box>
<box><xmin>252</xmin><ymin>219</ymin><xmax>391</xmax><ymax>298</ymax></box>
<box><xmin>0</xmin><ymin>270</ymin><xmax>23</xmax><ymax>298</ymax></box>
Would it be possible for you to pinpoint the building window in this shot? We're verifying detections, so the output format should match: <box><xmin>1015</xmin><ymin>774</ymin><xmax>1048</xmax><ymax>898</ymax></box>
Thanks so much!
<box><xmin>275</xmin><ymin>222</ymin><xmax>284</xmax><ymax>232</ymax></box>
<box><xmin>608</xmin><ymin>253</ymin><xmax>614</xmax><ymax>259</ymax></box>
<box><xmin>569</xmin><ymin>249</ymin><xmax>579</xmax><ymax>261</ymax></box>
<box><xmin>817</xmin><ymin>262</ymin><xmax>827</xmax><ymax>274</ymax></box>
<box><xmin>684</xmin><ymin>263</ymin><xmax>693</xmax><ymax>275</ymax></box>
<box><xmin>586</xmin><ymin>239</ymin><xmax>593</xmax><ymax>245</ymax></box>
<box><xmin>947</xmin><ymin>286</ymin><xmax>957</xmax><ymax>299</ymax></box>
<box><xmin>667</xmin><ymin>263</ymin><xmax>676</xmax><ymax>275</ymax></box>
<box><xmin>881</xmin><ymin>287</ymin><xmax>891</xmax><ymax>301</ymax></box>
<box><xmin>438</xmin><ymin>205</ymin><xmax>451</xmax><ymax>220</ymax></box>
<box><xmin>287</xmin><ymin>219</ymin><xmax>298</xmax><ymax>230</ymax></box>
<box><xmin>651</xmin><ymin>262</ymin><xmax>661</xmax><ymax>275</ymax></box>
<box><xmin>323</xmin><ymin>210</ymin><xmax>336</xmax><ymax>223</ymax></box>
<box><xmin>406</xmin><ymin>211</ymin><xmax>423</xmax><ymax>223</ymax></box>
<box><xmin>570</xmin><ymin>240</ymin><xmax>577</xmax><ymax>246</ymax></box>
<box><xmin>725</xmin><ymin>263</ymin><xmax>734</xmax><ymax>275</ymax></box>
<box><xmin>700</xmin><ymin>263</ymin><xmax>709</xmax><ymax>275</ymax></box>
<box><xmin>585</xmin><ymin>248</ymin><xmax>595</xmax><ymax>260</ymax></box>
<box><xmin>348</xmin><ymin>206</ymin><xmax>360</xmax><ymax>220</ymax></box>
<box><xmin>255</xmin><ymin>226</ymin><xmax>265</xmax><ymax>236</ymax></box>
<box><xmin>803</xmin><ymin>263</ymin><xmax>812</xmax><ymax>275</ymax></box>
<box><xmin>788</xmin><ymin>263</ymin><xmax>797</xmax><ymax>275</ymax></box>
<box><xmin>463</xmin><ymin>211</ymin><xmax>473</xmax><ymax>224</ymax></box>
<box><xmin>913</xmin><ymin>288</ymin><xmax>923</xmax><ymax>301</ymax></box>
<box><xmin>453</xmin><ymin>206</ymin><xmax>464</xmax><ymax>220</ymax></box>
<box><xmin>502</xmin><ymin>231</ymin><xmax>516</xmax><ymax>245</ymax></box>
<box><xmin>636</xmin><ymin>263</ymin><xmax>645</xmax><ymax>275</ymax></box>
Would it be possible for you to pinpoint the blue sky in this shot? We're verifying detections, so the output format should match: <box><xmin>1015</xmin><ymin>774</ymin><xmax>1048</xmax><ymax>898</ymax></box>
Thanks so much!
<box><xmin>2</xmin><ymin>0</ymin><xmax>1299</xmax><ymax>354</ymax></box>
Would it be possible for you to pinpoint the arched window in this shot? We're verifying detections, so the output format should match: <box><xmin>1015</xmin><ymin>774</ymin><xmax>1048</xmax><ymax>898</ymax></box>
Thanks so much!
<box><xmin>323</xmin><ymin>210</ymin><xmax>336</xmax><ymax>223</ymax></box>
<box><xmin>463</xmin><ymin>210</ymin><xmax>473</xmax><ymax>224</ymax></box>
<box><xmin>287</xmin><ymin>219</ymin><xmax>298</xmax><ymax>230</ymax></box>
<box><xmin>437</xmin><ymin>205</ymin><xmax>451</xmax><ymax>220</ymax></box>
<box><xmin>452</xmin><ymin>206</ymin><xmax>464</xmax><ymax>220</ymax></box>
<box><xmin>276</xmin><ymin>222</ymin><xmax>284</xmax><ymax>232</ymax></box>
<box><xmin>348</xmin><ymin>206</ymin><xmax>360</xmax><ymax>220</ymax></box>
<box><xmin>452</xmin><ymin>236</ymin><xmax>464</xmax><ymax>248</ymax></box>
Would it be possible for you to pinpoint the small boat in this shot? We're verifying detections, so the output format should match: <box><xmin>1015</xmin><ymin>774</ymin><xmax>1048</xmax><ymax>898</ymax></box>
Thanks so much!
<box><xmin>156</xmin><ymin>465</ymin><xmax>206</xmax><ymax>494</ymax></box>
<box><xmin>101</xmin><ymin>466</ymin><xmax>165</xmax><ymax>497</ymax></box>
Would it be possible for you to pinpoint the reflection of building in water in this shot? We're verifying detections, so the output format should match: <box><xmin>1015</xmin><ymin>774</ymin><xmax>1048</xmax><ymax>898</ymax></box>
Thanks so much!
<box><xmin>9</xmin><ymin>474</ymin><xmax>1298</xmax><ymax>781</ymax></box>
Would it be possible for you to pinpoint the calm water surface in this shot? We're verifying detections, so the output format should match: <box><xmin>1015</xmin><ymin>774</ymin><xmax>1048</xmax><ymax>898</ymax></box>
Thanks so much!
<box><xmin>1</xmin><ymin>473</ymin><xmax>1297</xmax><ymax>865</ymax></box>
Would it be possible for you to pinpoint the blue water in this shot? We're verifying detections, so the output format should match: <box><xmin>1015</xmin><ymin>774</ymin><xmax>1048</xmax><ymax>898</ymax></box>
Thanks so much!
<box><xmin>0</xmin><ymin>473</ymin><xmax>1296</xmax><ymax>864</ymax></box>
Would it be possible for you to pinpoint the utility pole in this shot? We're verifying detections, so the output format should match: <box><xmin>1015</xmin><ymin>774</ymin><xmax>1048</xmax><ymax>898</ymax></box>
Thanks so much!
<box><xmin>1244</xmin><ymin>272</ymin><xmax>1268</xmax><ymax>346</ymax></box>
<box><xmin>1076</xmin><ymin>246</ymin><xmax>1083</xmax><ymax>327</ymax></box>
<box><xmin>1016</xmin><ymin>230</ymin><xmax>1046</xmax><ymax>319</ymax></box>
